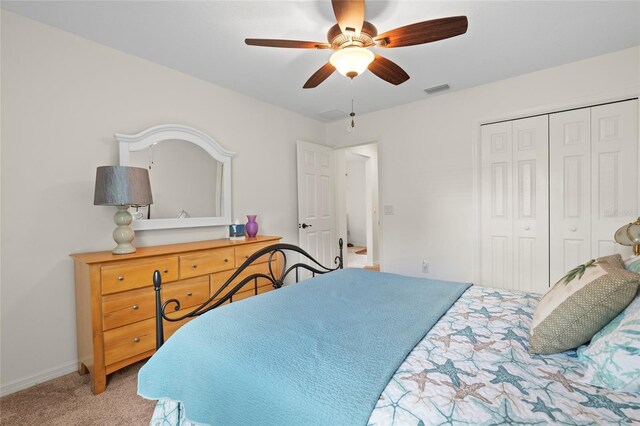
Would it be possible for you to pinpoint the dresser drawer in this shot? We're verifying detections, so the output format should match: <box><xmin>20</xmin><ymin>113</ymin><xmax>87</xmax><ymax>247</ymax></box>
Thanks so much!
<box><xmin>101</xmin><ymin>256</ymin><xmax>178</xmax><ymax>295</ymax></box>
<box><xmin>102</xmin><ymin>286</ymin><xmax>154</xmax><ymax>331</ymax></box>
<box><xmin>210</xmin><ymin>262</ymin><xmax>272</xmax><ymax>298</ymax></box>
<box><xmin>103</xmin><ymin>311</ymin><xmax>190</xmax><ymax>366</ymax></box>
<box><xmin>232</xmin><ymin>281</ymin><xmax>273</xmax><ymax>302</ymax></box>
<box><xmin>235</xmin><ymin>242</ymin><xmax>276</xmax><ymax>266</ymax></box>
<box><xmin>163</xmin><ymin>276</ymin><xmax>210</xmax><ymax>312</ymax></box>
<box><xmin>180</xmin><ymin>248</ymin><xmax>234</xmax><ymax>279</ymax></box>
<box><xmin>101</xmin><ymin>276</ymin><xmax>209</xmax><ymax>331</ymax></box>
<box><xmin>104</xmin><ymin>316</ymin><xmax>156</xmax><ymax>365</ymax></box>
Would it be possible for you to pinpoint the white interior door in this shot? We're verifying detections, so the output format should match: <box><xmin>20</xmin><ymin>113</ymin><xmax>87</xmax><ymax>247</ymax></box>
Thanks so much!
<box><xmin>549</xmin><ymin>100</ymin><xmax>638</xmax><ymax>281</ymax></box>
<box><xmin>480</xmin><ymin>117</ymin><xmax>549</xmax><ymax>292</ymax></box>
<box><xmin>591</xmin><ymin>100</ymin><xmax>639</xmax><ymax>258</ymax></box>
<box><xmin>480</xmin><ymin>121</ymin><xmax>514</xmax><ymax>289</ymax></box>
<box><xmin>550</xmin><ymin>108</ymin><xmax>592</xmax><ymax>283</ymax></box>
<box><xmin>296</xmin><ymin>141</ymin><xmax>336</xmax><ymax>272</ymax></box>
<box><xmin>512</xmin><ymin>116</ymin><xmax>549</xmax><ymax>293</ymax></box>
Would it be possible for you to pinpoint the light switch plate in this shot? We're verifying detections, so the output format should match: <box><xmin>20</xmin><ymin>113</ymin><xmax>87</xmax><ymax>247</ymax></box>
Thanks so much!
<box><xmin>383</xmin><ymin>205</ymin><xmax>394</xmax><ymax>215</ymax></box>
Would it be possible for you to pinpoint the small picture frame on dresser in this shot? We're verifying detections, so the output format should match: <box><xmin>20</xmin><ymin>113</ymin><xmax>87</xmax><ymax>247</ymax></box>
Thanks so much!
<box><xmin>229</xmin><ymin>224</ymin><xmax>246</xmax><ymax>241</ymax></box>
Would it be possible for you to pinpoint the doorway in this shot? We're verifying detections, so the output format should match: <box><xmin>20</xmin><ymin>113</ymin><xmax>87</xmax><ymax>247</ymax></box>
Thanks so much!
<box><xmin>335</xmin><ymin>143</ymin><xmax>381</xmax><ymax>270</ymax></box>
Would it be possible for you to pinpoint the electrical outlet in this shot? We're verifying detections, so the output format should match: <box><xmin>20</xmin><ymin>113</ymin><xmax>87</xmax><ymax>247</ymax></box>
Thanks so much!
<box><xmin>422</xmin><ymin>260</ymin><xmax>429</xmax><ymax>273</ymax></box>
<box><xmin>383</xmin><ymin>205</ymin><xmax>394</xmax><ymax>215</ymax></box>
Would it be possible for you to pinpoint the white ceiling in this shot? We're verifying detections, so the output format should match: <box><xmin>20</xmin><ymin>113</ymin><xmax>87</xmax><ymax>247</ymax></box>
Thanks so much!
<box><xmin>3</xmin><ymin>1</ymin><xmax>639</xmax><ymax>122</ymax></box>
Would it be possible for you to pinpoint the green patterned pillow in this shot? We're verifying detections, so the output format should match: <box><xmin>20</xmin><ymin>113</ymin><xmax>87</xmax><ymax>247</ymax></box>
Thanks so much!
<box><xmin>625</xmin><ymin>255</ymin><xmax>640</xmax><ymax>273</ymax></box>
<box><xmin>577</xmin><ymin>296</ymin><xmax>640</xmax><ymax>392</ymax></box>
<box><xmin>529</xmin><ymin>254</ymin><xmax>640</xmax><ymax>354</ymax></box>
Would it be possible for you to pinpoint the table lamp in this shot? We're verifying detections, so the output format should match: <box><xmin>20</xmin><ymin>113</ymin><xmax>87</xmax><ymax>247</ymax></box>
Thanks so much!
<box><xmin>94</xmin><ymin>166</ymin><xmax>153</xmax><ymax>254</ymax></box>
<box><xmin>614</xmin><ymin>217</ymin><xmax>640</xmax><ymax>256</ymax></box>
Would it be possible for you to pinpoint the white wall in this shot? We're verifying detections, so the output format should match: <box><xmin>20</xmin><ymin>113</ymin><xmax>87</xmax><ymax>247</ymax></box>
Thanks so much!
<box><xmin>345</xmin><ymin>153</ymin><xmax>367</xmax><ymax>247</ymax></box>
<box><xmin>346</xmin><ymin>144</ymin><xmax>380</xmax><ymax>265</ymax></box>
<box><xmin>0</xmin><ymin>11</ymin><xmax>325</xmax><ymax>394</ymax></box>
<box><xmin>327</xmin><ymin>46</ymin><xmax>640</xmax><ymax>282</ymax></box>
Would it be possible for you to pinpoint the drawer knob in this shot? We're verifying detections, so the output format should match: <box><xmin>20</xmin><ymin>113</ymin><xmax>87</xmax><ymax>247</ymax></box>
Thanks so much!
<box><xmin>224</xmin><ymin>258</ymin><xmax>229</xmax><ymax>263</ymax></box>
<box><xmin>187</xmin><ymin>292</ymin><xmax>193</xmax><ymax>296</ymax></box>
<box><xmin>192</xmin><ymin>264</ymin><xmax>198</xmax><ymax>269</ymax></box>
<box><xmin>163</xmin><ymin>269</ymin><xmax>169</xmax><ymax>273</ymax></box>
<box><xmin>245</xmin><ymin>255</ymin><xmax>249</xmax><ymax>259</ymax></box>
<box><xmin>524</xmin><ymin>226</ymin><xmax>530</xmax><ymax>231</ymax></box>
<box><xmin>117</xmin><ymin>276</ymin><xmax>124</xmax><ymax>281</ymax></box>
<box><xmin>571</xmin><ymin>227</ymin><xmax>577</xmax><ymax>232</ymax></box>
<box><xmin>133</xmin><ymin>337</ymin><xmax>140</xmax><ymax>343</ymax></box>
<box><xmin>132</xmin><ymin>305</ymin><xmax>139</xmax><ymax>310</ymax></box>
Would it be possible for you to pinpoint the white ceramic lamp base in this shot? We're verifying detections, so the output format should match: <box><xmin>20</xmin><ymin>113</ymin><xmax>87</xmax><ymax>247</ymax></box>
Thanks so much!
<box><xmin>112</xmin><ymin>206</ymin><xmax>136</xmax><ymax>254</ymax></box>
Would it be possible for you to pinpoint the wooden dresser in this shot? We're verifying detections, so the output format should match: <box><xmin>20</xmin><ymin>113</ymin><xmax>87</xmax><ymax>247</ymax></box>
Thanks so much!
<box><xmin>71</xmin><ymin>235</ymin><xmax>282</xmax><ymax>394</ymax></box>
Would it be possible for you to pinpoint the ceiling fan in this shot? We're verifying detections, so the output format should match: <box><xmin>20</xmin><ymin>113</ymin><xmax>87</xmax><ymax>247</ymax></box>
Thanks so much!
<box><xmin>245</xmin><ymin>0</ymin><xmax>468</xmax><ymax>89</ymax></box>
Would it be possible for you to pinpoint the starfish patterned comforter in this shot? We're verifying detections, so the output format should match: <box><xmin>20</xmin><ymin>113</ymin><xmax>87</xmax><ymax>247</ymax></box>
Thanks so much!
<box><xmin>149</xmin><ymin>286</ymin><xmax>640</xmax><ymax>425</ymax></box>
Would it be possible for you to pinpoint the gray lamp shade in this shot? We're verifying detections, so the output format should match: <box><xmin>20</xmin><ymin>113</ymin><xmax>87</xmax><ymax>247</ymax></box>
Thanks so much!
<box><xmin>94</xmin><ymin>166</ymin><xmax>153</xmax><ymax>206</ymax></box>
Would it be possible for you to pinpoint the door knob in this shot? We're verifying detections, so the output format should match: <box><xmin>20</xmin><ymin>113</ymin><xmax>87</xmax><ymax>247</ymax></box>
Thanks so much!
<box><xmin>300</xmin><ymin>223</ymin><xmax>312</xmax><ymax>229</ymax></box>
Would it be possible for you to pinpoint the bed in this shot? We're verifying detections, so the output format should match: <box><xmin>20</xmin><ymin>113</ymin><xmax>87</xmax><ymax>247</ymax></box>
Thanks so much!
<box><xmin>138</xmin><ymin>242</ymin><xmax>640</xmax><ymax>425</ymax></box>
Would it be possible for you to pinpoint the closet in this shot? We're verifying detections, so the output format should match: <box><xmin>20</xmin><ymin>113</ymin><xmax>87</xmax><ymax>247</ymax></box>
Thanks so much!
<box><xmin>480</xmin><ymin>99</ymin><xmax>638</xmax><ymax>293</ymax></box>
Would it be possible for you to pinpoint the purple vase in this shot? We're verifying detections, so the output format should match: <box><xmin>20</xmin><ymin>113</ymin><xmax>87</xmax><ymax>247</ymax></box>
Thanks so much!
<box><xmin>246</xmin><ymin>215</ymin><xmax>259</xmax><ymax>238</ymax></box>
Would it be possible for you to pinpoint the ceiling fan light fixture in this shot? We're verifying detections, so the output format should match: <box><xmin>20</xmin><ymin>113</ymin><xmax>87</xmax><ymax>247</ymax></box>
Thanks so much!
<box><xmin>329</xmin><ymin>47</ymin><xmax>374</xmax><ymax>78</ymax></box>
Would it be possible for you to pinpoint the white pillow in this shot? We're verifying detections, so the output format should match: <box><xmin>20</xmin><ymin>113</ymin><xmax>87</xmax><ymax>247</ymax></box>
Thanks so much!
<box><xmin>577</xmin><ymin>296</ymin><xmax>640</xmax><ymax>393</ymax></box>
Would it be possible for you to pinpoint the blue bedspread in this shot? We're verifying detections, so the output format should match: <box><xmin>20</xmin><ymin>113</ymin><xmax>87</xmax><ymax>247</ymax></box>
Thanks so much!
<box><xmin>138</xmin><ymin>268</ymin><xmax>470</xmax><ymax>426</ymax></box>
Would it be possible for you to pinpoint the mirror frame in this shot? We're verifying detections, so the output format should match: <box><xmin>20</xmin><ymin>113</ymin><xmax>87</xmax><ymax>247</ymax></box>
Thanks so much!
<box><xmin>116</xmin><ymin>124</ymin><xmax>235</xmax><ymax>230</ymax></box>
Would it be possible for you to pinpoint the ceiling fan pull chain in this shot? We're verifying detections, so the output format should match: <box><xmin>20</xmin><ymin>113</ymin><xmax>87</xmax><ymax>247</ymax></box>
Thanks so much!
<box><xmin>347</xmin><ymin>83</ymin><xmax>356</xmax><ymax>133</ymax></box>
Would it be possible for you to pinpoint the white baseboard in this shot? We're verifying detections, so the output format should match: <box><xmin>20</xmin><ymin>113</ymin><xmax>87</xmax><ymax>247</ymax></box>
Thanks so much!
<box><xmin>0</xmin><ymin>361</ymin><xmax>78</xmax><ymax>397</ymax></box>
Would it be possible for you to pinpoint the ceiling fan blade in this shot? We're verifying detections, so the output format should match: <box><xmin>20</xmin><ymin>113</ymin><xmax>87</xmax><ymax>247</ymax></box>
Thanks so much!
<box><xmin>303</xmin><ymin>63</ymin><xmax>336</xmax><ymax>89</ymax></box>
<box><xmin>331</xmin><ymin>0</ymin><xmax>365</xmax><ymax>35</ymax></box>
<box><xmin>368</xmin><ymin>54</ymin><xmax>410</xmax><ymax>85</ymax></box>
<box><xmin>245</xmin><ymin>39</ymin><xmax>331</xmax><ymax>49</ymax></box>
<box><xmin>375</xmin><ymin>16</ymin><xmax>468</xmax><ymax>48</ymax></box>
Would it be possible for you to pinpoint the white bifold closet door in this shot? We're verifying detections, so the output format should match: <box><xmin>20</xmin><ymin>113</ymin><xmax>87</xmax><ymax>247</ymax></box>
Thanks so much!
<box><xmin>550</xmin><ymin>100</ymin><xmax>639</xmax><ymax>283</ymax></box>
<box><xmin>480</xmin><ymin>115</ymin><xmax>549</xmax><ymax>293</ymax></box>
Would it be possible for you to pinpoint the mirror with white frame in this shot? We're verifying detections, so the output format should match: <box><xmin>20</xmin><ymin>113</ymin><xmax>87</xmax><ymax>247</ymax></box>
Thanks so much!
<box><xmin>117</xmin><ymin>124</ymin><xmax>234</xmax><ymax>230</ymax></box>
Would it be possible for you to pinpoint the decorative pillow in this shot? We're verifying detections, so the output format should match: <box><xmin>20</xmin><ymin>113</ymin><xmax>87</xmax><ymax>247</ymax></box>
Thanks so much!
<box><xmin>577</xmin><ymin>296</ymin><xmax>640</xmax><ymax>392</ymax></box>
<box><xmin>529</xmin><ymin>254</ymin><xmax>640</xmax><ymax>354</ymax></box>
<box><xmin>625</xmin><ymin>255</ymin><xmax>640</xmax><ymax>273</ymax></box>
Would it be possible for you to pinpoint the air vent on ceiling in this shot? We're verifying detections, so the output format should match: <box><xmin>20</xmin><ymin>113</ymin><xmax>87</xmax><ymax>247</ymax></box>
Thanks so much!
<box><xmin>424</xmin><ymin>84</ymin><xmax>451</xmax><ymax>95</ymax></box>
<box><xmin>317</xmin><ymin>109</ymin><xmax>348</xmax><ymax>121</ymax></box>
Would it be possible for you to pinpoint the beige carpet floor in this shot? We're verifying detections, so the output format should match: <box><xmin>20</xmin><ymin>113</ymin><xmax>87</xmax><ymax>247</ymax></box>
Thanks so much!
<box><xmin>0</xmin><ymin>361</ymin><xmax>154</xmax><ymax>425</ymax></box>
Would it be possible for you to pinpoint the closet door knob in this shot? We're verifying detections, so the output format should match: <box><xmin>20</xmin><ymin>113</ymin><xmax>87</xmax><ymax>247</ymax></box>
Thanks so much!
<box><xmin>524</xmin><ymin>226</ymin><xmax>530</xmax><ymax>231</ymax></box>
<box><xmin>571</xmin><ymin>227</ymin><xmax>577</xmax><ymax>232</ymax></box>
<box><xmin>133</xmin><ymin>337</ymin><xmax>140</xmax><ymax>343</ymax></box>
<box><xmin>117</xmin><ymin>276</ymin><xmax>124</xmax><ymax>281</ymax></box>
<box><xmin>132</xmin><ymin>305</ymin><xmax>139</xmax><ymax>310</ymax></box>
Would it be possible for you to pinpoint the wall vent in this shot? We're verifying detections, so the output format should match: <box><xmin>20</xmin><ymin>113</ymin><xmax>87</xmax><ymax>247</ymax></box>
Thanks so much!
<box><xmin>317</xmin><ymin>109</ymin><xmax>348</xmax><ymax>121</ymax></box>
<box><xmin>424</xmin><ymin>84</ymin><xmax>450</xmax><ymax>95</ymax></box>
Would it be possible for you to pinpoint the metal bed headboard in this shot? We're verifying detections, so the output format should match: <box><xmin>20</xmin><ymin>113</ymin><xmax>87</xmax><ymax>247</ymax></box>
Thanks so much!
<box><xmin>153</xmin><ymin>239</ymin><xmax>344</xmax><ymax>349</ymax></box>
